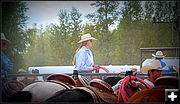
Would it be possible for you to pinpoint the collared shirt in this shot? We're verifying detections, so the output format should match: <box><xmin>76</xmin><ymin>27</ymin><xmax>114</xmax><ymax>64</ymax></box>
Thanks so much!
<box><xmin>144</xmin><ymin>79</ymin><xmax>155</xmax><ymax>88</ymax></box>
<box><xmin>74</xmin><ymin>46</ymin><xmax>94</xmax><ymax>71</ymax></box>
<box><xmin>0</xmin><ymin>52</ymin><xmax>13</xmax><ymax>79</ymax></box>
<box><xmin>156</xmin><ymin>59</ymin><xmax>172</xmax><ymax>73</ymax></box>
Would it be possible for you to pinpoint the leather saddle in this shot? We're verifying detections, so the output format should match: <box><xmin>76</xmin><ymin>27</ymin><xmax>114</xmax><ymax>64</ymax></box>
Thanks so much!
<box><xmin>46</xmin><ymin>74</ymin><xmax>76</xmax><ymax>88</ymax></box>
<box><xmin>155</xmin><ymin>76</ymin><xmax>178</xmax><ymax>89</ymax></box>
<box><xmin>3</xmin><ymin>80</ymin><xmax>25</xmax><ymax>97</ymax></box>
<box><xmin>89</xmin><ymin>79</ymin><xmax>118</xmax><ymax>103</ymax></box>
<box><xmin>72</xmin><ymin>79</ymin><xmax>118</xmax><ymax>103</ymax></box>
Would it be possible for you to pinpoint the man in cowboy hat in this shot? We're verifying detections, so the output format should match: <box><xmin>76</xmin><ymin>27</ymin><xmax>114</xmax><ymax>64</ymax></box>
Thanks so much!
<box><xmin>16</xmin><ymin>69</ymin><xmax>27</xmax><ymax>83</ymax></box>
<box><xmin>1</xmin><ymin>33</ymin><xmax>13</xmax><ymax>80</ymax></box>
<box><xmin>73</xmin><ymin>33</ymin><xmax>99</xmax><ymax>76</ymax></box>
<box><xmin>1</xmin><ymin>33</ymin><xmax>13</xmax><ymax>101</ymax></box>
<box><xmin>152</xmin><ymin>51</ymin><xmax>166</xmax><ymax>67</ymax></box>
<box><xmin>141</xmin><ymin>60</ymin><xmax>167</xmax><ymax>87</ymax></box>
<box><xmin>152</xmin><ymin>51</ymin><xmax>174</xmax><ymax>73</ymax></box>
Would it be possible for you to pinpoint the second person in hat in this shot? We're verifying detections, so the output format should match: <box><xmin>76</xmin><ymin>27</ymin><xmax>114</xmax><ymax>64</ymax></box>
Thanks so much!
<box><xmin>73</xmin><ymin>33</ymin><xmax>100</xmax><ymax>73</ymax></box>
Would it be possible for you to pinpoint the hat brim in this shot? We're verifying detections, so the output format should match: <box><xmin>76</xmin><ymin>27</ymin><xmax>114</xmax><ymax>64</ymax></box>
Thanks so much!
<box><xmin>2</xmin><ymin>39</ymin><xmax>10</xmax><ymax>43</ymax></box>
<box><xmin>141</xmin><ymin>65</ymin><xmax>165</xmax><ymax>74</ymax></box>
<box><xmin>152</xmin><ymin>54</ymin><xmax>165</xmax><ymax>58</ymax></box>
<box><xmin>78</xmin><ymin>37</ymin><xmax>97</xmax><ymax>43</ymax></box>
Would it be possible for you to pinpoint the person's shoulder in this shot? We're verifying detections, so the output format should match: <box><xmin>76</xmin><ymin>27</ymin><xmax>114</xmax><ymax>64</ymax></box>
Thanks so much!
<box><xmin>79</xmin><ymin>47</ymin><xmax>87</xmax><ymax>52</ymax></box>
<box><xmin>77</xmin><ymin>47</ymin><xmax>86</xmax><ymax>54</ymax></box>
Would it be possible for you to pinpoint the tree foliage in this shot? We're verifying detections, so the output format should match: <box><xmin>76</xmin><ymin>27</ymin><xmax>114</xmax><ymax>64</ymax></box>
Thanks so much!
<box><xmin>4</xmin><ymin>1</ymin><xmax>178</xmax><ymax>72</ymax></box>
<box><xmin>2</xmin><ymin>1</ymin><xmax>29</xmax><ymax>72</ymax></box>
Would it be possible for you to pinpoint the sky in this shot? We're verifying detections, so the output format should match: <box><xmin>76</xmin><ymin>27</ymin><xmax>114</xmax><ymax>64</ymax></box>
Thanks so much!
<box><xmin>25</xmin><ymin>1</ymin><xmax>120</xmax><ymax>30</ymax></box>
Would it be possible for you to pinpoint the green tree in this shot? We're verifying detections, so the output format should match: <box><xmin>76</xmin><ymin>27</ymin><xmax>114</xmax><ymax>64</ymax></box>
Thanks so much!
<box><xmin>2</xmin><ymin>1</ymin><xmax>29</xmax><ymax>72</ymax></box>
<box><xmin>48</xmin><ymin>7</ymin><xmax>83</xmax><ymax>65</ymax></box>
<box><xmin>87</xmin><ymin>1</ymin><xmax>120</xmax><ymax>65</ymax></box>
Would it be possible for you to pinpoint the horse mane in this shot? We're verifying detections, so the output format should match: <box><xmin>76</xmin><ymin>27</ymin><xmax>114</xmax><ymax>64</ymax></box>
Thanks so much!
<box><xmin>6</xmin><ymin>91</ymin><xmax>32</xmax><ymax>102</ymax></box>
<box><xmin>103</xmin><ymin>77</ymin><xmax>123</xmax><ymax>86</ymax></box>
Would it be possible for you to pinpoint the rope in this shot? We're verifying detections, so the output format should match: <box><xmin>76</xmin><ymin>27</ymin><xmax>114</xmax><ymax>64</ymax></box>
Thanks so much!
<box><xmin>98</xmin><ymin>66</ymin><xmax>110</xmax><ymax>73</ymax></box>
<box><xmin>117</xmin><ymin>76</ymin><xmax>152</xmax><ymax>103</ymax></box>
<box><xmin>78</xmin><ymin>75</ymin><xmax>89</xmax><ymax>87</ymax></box>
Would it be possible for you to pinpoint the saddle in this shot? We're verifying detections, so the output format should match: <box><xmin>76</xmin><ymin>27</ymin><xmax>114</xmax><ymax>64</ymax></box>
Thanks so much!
<box><xmin>72</xmin><ymin>87</ymin><xmax>101</xmax><ymax>103</ymax></box>
<box><xmin>72</xmin><ymin>78</ymin><xmax>118</xmax><ymax>103</ymax></box>
<box><xmin>89</xmin><ymin>79</ymin><xmax>118</xmax><ymax>103</ymax></box>
<box><xmin>155</xmin><ymin>76</ymin><xmax>178</xmax><ymax>89</ymax></box>
<box><xmin>3</xmin><ymin>80</ymin><xmax>26</xmax><ymax>98</ymax></box>
<box><xmin>46</xmin><ymin>74</ymin><xmax>76</xmax><ymax>88</ymax></box>
<box><xmin>128</xmin><ymin>88</ymin><xmax>165</xmax><ymax>103</ymax></box>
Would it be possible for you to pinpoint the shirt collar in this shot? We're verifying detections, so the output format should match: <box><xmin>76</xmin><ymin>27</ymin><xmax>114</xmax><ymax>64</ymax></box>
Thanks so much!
<box><xmin>82</xmin><ymin>46</ymin><xmax>89</xmax><ymax>50</ymax></box>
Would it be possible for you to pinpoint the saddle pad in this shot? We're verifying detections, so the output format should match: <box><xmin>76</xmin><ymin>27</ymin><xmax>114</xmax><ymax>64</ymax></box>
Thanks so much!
<box><xmin>22</xmin><ymin>81</ymin><xmax>68</xmax><ymax>102</ymax></box>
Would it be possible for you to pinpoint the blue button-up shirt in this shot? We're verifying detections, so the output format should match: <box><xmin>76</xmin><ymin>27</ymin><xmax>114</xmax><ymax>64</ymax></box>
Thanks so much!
<box><xmin>156</xmin><ymin>59</ymin><xmax>172</xmax><ymax>73</ymax></box>
<box><xmin>1</xmin><ymin>52</ymin><xmax>13</xmax><ymax>80</ymax></box>
<box><xmin>75</xmin><ymin>46</ymin><xmax>94</xmax><ymax>71</ymax></box>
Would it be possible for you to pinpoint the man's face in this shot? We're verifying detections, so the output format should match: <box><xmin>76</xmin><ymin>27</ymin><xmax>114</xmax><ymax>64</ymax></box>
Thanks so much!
<box><xmin>152</xmin><ymin>70</ymin><xmax>162</xmax><ymax>80</ymax></box>
<box><xmin>0</xmin><ymin>40</ymin><xmax>8</xmax><ymax>50</ymax></box>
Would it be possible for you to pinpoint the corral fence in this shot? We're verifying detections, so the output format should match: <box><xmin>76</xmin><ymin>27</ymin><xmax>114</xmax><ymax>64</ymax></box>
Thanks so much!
<box><xmin>8</xmin><ymin>72</ymin><xmax>177</xmax><ymax>82</ymax></box>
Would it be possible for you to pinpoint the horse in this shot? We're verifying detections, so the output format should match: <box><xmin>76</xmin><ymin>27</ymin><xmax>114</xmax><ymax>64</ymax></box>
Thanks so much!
<box><xmin>103</xmin><ymin>76</ymin><xmax>123</xmax><ymax>86</ymax></box>
<box><xmin>45</xmin><ymin>75</ymin><xmax>154</xmax><ymax>103</ymax></box>
<box><xmin>46</xmin><ymin>78</ymin><xmax>118</xmax><ymax>103</ymax></box>
<box><xmin>9</xmin><ymin>74</ymin><xmax>76</xmax><ymax>103</ymax></box>
<box><xmin>128</xmin><ymin>88</ymin><xmax>165</xmax><ymax>103</ymax></box>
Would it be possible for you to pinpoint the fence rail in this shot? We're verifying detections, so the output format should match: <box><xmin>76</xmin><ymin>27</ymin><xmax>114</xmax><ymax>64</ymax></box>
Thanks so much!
<box><xmin>8</xmin><ymin>72</ymin><xmax>177</xmax><ymax>80</ymax></box>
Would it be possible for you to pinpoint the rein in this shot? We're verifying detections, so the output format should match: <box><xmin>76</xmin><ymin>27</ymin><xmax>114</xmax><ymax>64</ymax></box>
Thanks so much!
<box><xmin>98</xmin><ymin>67</ymin><xmax>110</xmax><ymax>73</ymax></box>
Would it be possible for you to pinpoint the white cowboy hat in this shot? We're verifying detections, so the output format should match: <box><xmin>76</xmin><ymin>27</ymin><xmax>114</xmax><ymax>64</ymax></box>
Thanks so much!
<box><xmin>1</xmin><ymin>33</ymin><xmax>10</xmax><ymax>42</ymax></box>
<box><xmin>17</xmin><ymin>69</ymin><xmax>27</xmax><ymax>73</ymax></box>
<box><xmin>78</xmin><ymin>33</ymin><xmax>97</xmax><ymax>43</ymax></box>
<box><xmin>141</xmin><ymin>60</ymin><xmax>167</xmax><ymax>74</ymax></box>
<box><xmin>152</xmin><ymin>51</ymin><xmax>165</xmax><ymax>58</ymax></box>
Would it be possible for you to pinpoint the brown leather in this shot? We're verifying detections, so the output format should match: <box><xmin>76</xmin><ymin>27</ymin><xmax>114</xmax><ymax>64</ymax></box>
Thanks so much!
<box><xmin>128</xmin><ymin>88</ymin><xmax>165</xmax><ymax>103</ymax></box>
<box><xmin>155</xmin><ymin>76</ymin><xmax>178</xmax><ymax>88</ymax></box>
<box><xmin>90</xmin><ymin>79</ymin><xmax>113</xmax><ymax>93</ymax></box>
<box><xmin>46</xmin><ymin>74</ymin><xmax>76</xmax><ymax>87</ymax></box>
<box><xmin>47</xmin><ymin>80</ymin><xmax>71</xmax><ymax>89</ymax></box>
<box><xmin>89</xmin><ymin>79</ymin><xmax>118</xmax><ymax>103</ymax></box>
<box><xmin>73</xmin><ymin>87</ymin><xmax>100</xmax><ymax>103</ymax></box>
<box><xmin>3</xmin><ymin>80</ymin><xmax>26</xmax><ymax>96</ymax></box>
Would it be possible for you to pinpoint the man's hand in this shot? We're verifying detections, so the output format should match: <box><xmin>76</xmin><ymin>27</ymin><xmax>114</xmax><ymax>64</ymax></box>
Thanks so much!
<box><xmin>93</xmin><ymin>66</ymin><xmax>100</xmax><ymax>70</ymax></box>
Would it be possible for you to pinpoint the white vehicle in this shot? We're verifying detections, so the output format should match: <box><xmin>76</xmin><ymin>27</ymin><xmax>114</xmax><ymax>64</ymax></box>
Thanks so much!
<box><xmin>28</xmin><ymin>65</ymin><xmax>140</xmax><ymax>74</ymax></box>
